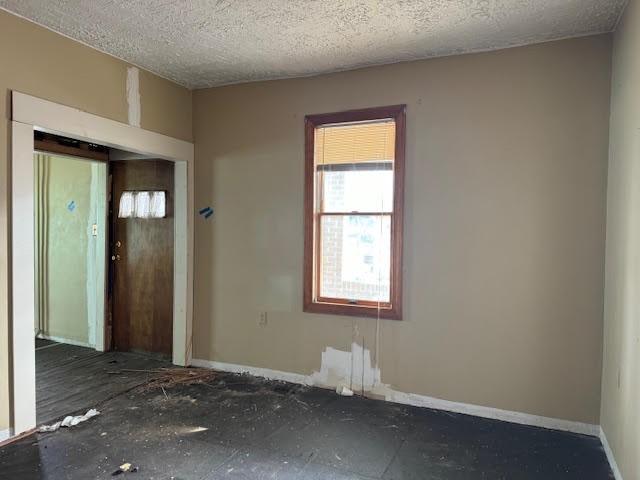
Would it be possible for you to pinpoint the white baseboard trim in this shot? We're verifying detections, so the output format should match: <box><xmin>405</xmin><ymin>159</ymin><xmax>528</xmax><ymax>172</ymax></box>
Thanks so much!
<box><xmin>384</xmin><ymin>390</ymin><xmax>599</xmax><ymax>436</ymax></box>
<box><xmin>37</xmin><ymin>334</ymin><xmax>93</xmax><ymax>349</ymax></box>
<box><xmin>0</xmin><ymin>429</ymin><xmax>10</xmax><ymax>443</ymax></box>
<box><xmin>600</xmin><ymin>427</ymin><xmax>623</xmax><ymax>480</ymax></box>
<box><xmin>191</xmin><ymin>358</ymin><xmax>309</xmax><ymax>385</ymax></box>
<box><xmin>191</xmin><ymin>358</ymin><xmax>599</xmax><ymax>437</ymax></box>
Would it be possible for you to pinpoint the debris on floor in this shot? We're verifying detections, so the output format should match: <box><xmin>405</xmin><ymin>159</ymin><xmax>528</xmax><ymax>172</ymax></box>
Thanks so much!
<box><xmin>111</xmin><ymin>462</ymin><xmax>138</xmax><ymax>476</ymax></box>
<box><xmin>6</xmin><ymin>368</ymin><xmax>615</xmax><ymax>479</ymax></box>
<box><xmin>336</xmin><ymin>385</ymin><xmax>354</xmax><ymax>396</ymax></box>
<box><xmin>110</xmin><ymin>367</ymin><xmax>217</xmax><ymax>392</ymax></box>
<box><xmin>39</xmin><ymin>408</ymin><xmax>100</xmax><ymax>432</ymax></box>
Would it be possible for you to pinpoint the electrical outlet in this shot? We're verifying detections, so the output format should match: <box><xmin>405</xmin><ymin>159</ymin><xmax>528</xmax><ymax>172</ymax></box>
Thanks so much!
<box><xmin>259</xmin><ymin>311</ymin><xmax>268</xmax><ymax>327</ymax></box>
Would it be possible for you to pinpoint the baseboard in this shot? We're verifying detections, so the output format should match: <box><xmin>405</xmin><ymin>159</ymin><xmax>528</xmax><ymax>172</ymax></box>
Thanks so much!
<box><xmin>190</xmin><ymin>358</ymin><xmax>598</xmax><ymax>437</ymax></box>
<box><xmin>600</xmin><ymin>427</ymin><xmax>623</xmax><ymax>480</ymax></box>
<box><xmin>0</xmin><ymin>427</ymin><xmax>37</xmax><ymax>448</ymax></box>
<box><xmin>191</xmin><ymin>358</ymin><xmax>309</xmax><ymax>385</ymax></box>
<box><xmin>37</xmin><ymin>334</ymin><xmax>93</xmax><ymax>349</ymax></box>
<box><xmin>384</xmin><ymin>390</ymin><xmax>599</xmax><ymax>436</ymax></box>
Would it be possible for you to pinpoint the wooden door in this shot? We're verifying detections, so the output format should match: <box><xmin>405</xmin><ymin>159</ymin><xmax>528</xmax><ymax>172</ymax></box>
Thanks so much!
<box><xmin>110</xmin><ymin>160</ymin><xmax>174</xmax><ymax>356</ymax></box>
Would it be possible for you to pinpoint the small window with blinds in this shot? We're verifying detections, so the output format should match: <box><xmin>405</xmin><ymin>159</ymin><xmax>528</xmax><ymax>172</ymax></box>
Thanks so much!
<box><xmin>304</xmin><ymin>105</ymin><xmax>405</xmax><ymax>320</ymax></box>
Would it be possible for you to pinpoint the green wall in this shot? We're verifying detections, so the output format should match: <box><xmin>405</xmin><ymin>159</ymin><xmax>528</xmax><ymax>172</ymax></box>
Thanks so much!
<box><xmin>35</xmin><ymin>154</ymin><xmax>106</xmax><ymax>347</ymax></box>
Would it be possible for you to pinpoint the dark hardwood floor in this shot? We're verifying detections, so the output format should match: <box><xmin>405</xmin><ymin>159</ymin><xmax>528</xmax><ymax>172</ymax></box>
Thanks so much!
<box><xmin>0</xmin><ymin>345</ymin><xmax>614</xmax><ymax>479</ymax></box>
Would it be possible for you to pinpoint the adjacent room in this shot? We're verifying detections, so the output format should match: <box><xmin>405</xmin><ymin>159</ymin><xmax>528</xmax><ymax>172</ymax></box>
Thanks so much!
<box><xmin>31</xmin><ymin>133</ymin><xmax>182</xmax><ymax>427</ymax></box>
<box><xmin>0</xmin><ymin>1</ymin><xmax>638</xmax><ymax>479</ymax></box>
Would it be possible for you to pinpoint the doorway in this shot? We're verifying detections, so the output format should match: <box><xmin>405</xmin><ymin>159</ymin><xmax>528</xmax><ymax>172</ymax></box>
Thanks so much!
<box><xmin>31</xmin><ymin>138</ymin><xmax>180</xmax><ymax>425</ymax></box>
<box><xmin>110</xmin><ymin>160</ymin><xmax>175</xmax><ymax>357</ymax></box>
<box><xmin>10</xmin><ymin>91</ymin><xmax>194</xmax><ymax>438</ymax></box>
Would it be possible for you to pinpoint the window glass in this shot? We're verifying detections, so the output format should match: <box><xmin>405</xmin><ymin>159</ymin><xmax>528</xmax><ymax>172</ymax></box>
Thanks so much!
<box><xmin>320</xmin><ymin>215</ymin><xmax>391</xmax><ymax>302</ymax></box>
<box><xmin>321</xmin><ymin>168</ymin><xmax>393</xmax><ymax>213</ymax></box>
<box><xmin>135</xmin><ymin>191</ymin><xmax>152</xmax><ymax>218</ymax></box>
<box><xmin>118</xmin><ymin>192</ymin><xmax>135</xmax><ymax>218</ymax></box>
<box><xmin>150</xmin><ymin>191</ymin><xmax>166</xmax><ymax>218</ymax></box>
<box><xmin>118</xmin><ymin>191</ymin><xmax>166</xmax><ymax>219</ymax></box>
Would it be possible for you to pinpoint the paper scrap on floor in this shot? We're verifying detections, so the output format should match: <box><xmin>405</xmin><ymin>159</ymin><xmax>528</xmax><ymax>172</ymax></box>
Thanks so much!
<box><xmin>39</xmin><ymin>409</ymin><xmax>100</xmax><ymax>432</ymax></box>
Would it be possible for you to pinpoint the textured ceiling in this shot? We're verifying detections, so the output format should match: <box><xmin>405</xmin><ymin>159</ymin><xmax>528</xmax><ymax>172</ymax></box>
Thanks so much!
<box><xmin>0</xmin><ymin>0</ymin><xmax>627</xmax><ymax>89</ymax></box>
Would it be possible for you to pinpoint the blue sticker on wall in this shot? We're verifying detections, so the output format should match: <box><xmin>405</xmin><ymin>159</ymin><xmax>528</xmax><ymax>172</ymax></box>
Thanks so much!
<box><xmin>67</xmin><ymin>200</ymin><xmax>76</xmax><ymax>212</ymax></box>
<box><xmin>199</xmin><ymin>206</ymin><xmax>214</xmax><ymax>219</ymax></box>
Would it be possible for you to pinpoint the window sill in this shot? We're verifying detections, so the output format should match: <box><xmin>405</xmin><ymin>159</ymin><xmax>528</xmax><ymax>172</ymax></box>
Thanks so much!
<box><xmin>303</xmin><ymin>300</ymin><xmax>402</xmax><ymax>320</ymax></box>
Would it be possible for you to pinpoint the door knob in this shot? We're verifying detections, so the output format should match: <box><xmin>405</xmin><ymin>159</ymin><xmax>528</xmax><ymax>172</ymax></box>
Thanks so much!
<box><xmin>111</xmin><ymin>254</ymin><xmax>121</xmax><ymax>261</ymax></box>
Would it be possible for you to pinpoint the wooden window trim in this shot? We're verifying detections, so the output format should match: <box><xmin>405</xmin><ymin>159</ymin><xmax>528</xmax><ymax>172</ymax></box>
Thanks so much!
<box><xmin>303</xmin><ymin>105</ymin><xmax>406</xmax><ymax>320</ymax></box>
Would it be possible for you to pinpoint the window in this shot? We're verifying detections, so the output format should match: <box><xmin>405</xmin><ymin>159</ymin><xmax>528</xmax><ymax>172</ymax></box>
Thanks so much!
<box><xmin>118</xmin><ymin>191</ymin><xmax>167</xmax><ymax>218</ymax></box>
<box><xmin>304</xmin><ymin>105</ymin><xmax>405</xmax><ymax>320</ymax></box>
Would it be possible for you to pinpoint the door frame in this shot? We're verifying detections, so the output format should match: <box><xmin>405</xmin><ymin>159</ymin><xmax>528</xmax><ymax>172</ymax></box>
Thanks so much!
<box><xmin>9</xmin><ymin>91</ymin><xmax>194</xmax><ymax>436</ymax></box>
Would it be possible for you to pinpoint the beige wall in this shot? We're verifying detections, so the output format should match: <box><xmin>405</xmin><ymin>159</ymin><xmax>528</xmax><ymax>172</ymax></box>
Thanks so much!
<box><xmin>0</xmin><ymin>6</ymin><xmax>616</xmax><ymax>438</ymax></box>
<box><xmin>602</xmin><ymin>0</ymin><xmax>640</xmax><ymax>477</ymax></box>
<box><xmin>0</xmin><ymin>10</ymin><xmax>192</xmax><ymax>432</ymax></box>
<box><xmin>193</xmin><ymin>35</ymin><xmax>612</xmax><ymax>425</ymax></box>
